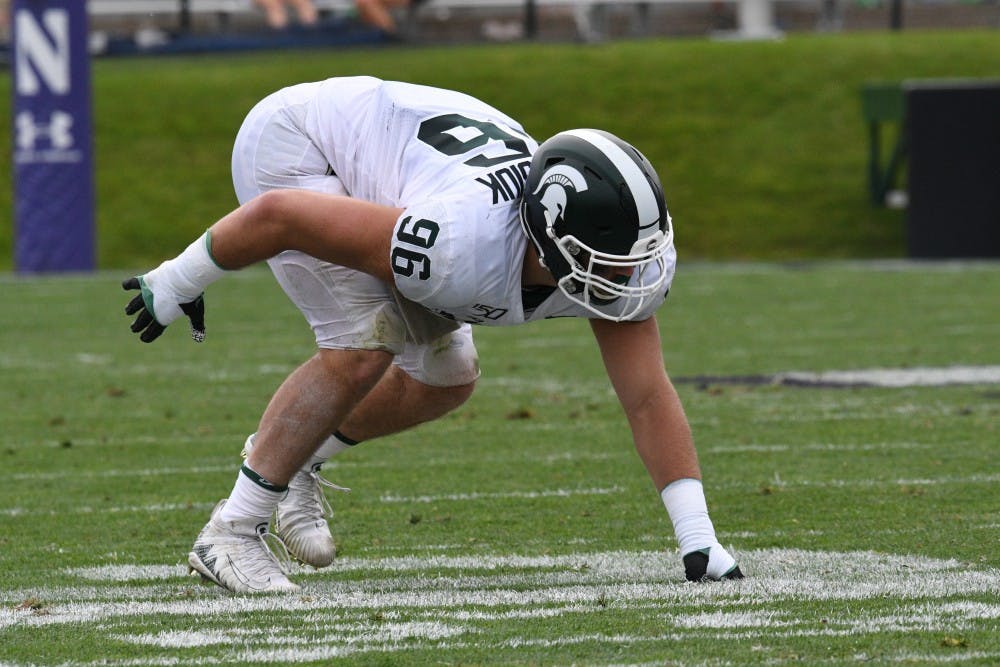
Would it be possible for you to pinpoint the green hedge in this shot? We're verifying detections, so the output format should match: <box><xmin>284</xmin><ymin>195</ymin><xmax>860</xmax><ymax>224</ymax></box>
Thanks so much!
<box><xmin>1</xmin><ymin>30</ymin><xmax>998</xmax><ymax>269</ymax></box>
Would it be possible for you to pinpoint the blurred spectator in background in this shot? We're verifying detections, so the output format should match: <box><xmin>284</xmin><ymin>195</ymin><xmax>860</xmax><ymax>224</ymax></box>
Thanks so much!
<box><xmin>355</xmin><ymin>0</ymin><xmax>422</xmax><ymax>37</ymax></box>
<box><xmin>255</xmin><ymin>0</ymin><xmax>319</xmax><ymax>29</ymax></box>
<box><xmin>1</xmin><ymin>0</ymin><xmax>10</xmax><ymax>45</ymax></box>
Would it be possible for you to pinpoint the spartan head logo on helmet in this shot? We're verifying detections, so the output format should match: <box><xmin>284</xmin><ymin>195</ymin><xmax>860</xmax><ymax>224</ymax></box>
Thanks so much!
<box><xmin>532</xmin><ymin>164</ymin><xmax>589</xmax><ymax>228</ymax></box>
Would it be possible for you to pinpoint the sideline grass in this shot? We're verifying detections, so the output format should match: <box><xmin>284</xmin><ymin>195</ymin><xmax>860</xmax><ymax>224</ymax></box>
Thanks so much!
<box><xmin>1</xmin><ymin>261</ymin><xmax>998</xmax><ymax>665</ymax></box>
<box><xmin>1</xmin><ymin>30</ymin><xmax>999</xmax><ymax>268</ymax></box>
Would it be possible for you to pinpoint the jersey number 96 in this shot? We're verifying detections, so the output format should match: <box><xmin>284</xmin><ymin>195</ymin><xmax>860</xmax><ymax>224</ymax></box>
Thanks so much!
<box><xmin>391</xmin><ymin>216</ymin><xmax>440</xmax><ymax>280</ymax></box>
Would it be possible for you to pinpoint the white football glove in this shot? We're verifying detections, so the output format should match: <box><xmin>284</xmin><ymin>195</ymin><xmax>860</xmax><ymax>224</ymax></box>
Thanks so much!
<box><xmin>122</xmin><ymin>233</ymin><xmax>227</xmax><ymax>343</ymax></box>
<box><xmin>122</xmin><ymin>267</ymin><xmax>206</xmax><ymax>343</ymax></box>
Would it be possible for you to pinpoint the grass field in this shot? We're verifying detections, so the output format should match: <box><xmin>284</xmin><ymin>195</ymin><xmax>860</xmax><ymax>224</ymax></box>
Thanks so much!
<box><xmin>1</xmin><ymin>261</ymin><xmax>998</xmax><ymax>665</ymax></box>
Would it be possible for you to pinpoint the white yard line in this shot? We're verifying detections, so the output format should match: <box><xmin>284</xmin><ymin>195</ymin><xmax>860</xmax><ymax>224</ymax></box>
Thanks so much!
<box><xmin>21</xmin><ymin>548</ymin><xmax>996</xmax><ymax>600</ymax></box>
<box><xmin>11</xmin><ymin>464</ymin><xmax>234</xmax><ymax>481</ymax></box>
<box><xmin>704</xmin><ymin>441</ymin><xmax>934</xmax><ymax>454</ymax></box>
<box><xmin>777</xmin><ymin>365</ymin><xmax>1000</xmax><ymax>388</ymax></box>
<box><xmin>680</xmin><ymin>365</ymin><xmax>1000</xmax><ymax>389</ymax></box>
<box><xmin>1</xmin><ymin>502</ymin><xmax>217</xmax><ymax>518</ymax></box>
<box><xmin>7</xmin><ymin>469</ymin><xmax>998</xmax><ymax>518</ymax></box>
<box><xmin>378</xmin><ymin>486</ymin><xmax>624</xmax><ymax>503</ymax></box>
<box><xmin>1</xmin><ymin>548</ymin><xmax>996</xmax><ymax>665</ymax></box>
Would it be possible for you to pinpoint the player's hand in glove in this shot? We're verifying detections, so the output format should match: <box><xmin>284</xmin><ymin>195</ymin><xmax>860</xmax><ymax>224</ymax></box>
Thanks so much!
<box><xmin>122</xmin><ymin>273</ymin><xmax>206</xmax><ymax>344</ymax></box>
<box><xmin>121</xmin><ymin>233</ymin><xmax>227</xmax><ymax>343</ymax></box>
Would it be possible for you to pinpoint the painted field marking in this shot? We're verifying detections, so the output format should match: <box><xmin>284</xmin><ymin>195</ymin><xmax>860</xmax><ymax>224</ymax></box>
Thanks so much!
<box><xmin>11</xmin><ymin>464</ymin><xmax>234</xmax><ymax>482</ymax></box>
<box><xmin>1</xmin><ymin>502</ymin><xmax>217</xmax><ymax>518</ymax></box>
<box><xmin>704</xmin><ymin>441</ymin><xmax>934</xmax><ymax>454</ymax></box>
<box><xmin>379</xmin><ymin>486</ymin><xmax>623</xmax><ymax>503</ymax></box>
<box><xmin>2</xmin><ymin>548</ymin><xmax>996</xmax><ymax>666</ymax></box>
<box><xmin>2</xmin><ymin>547</ymin><xmax>997</xmax><ymax>667</ymax></box>
<box><xmin>678</xmin><ymin>364</ymin><xmax>1000</xmax><ymax>388</ymax></box>
<box><xmin>779</xmin><ymin>365</ymin><xmax>1000</xmax><ymax>387</ymax></box>
<box><xmin>6</xmin><ymin>468</ymin><xmax>997</xmax><ymax>518</ymax></box>
<box><xmin>6</xmin><ymin>438</ymin><xmax>940</xmax><ymax>485</ymax></box>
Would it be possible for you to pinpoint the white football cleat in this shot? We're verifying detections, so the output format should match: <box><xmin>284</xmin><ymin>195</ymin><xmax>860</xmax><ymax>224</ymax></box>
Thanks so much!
<box><xmin>241</xmin><ymin>433</ymin><xmax>349</xmax><ymax>569</ymax></box>
<box><xmin>187</xmin><ymin>500</ymin><xmax>300</xmax><ymax>594</ymax></box>
<box><xmin>275</xmin><ymin>464</ymin><xmax>349</xmax><ymax>568</ymax></box>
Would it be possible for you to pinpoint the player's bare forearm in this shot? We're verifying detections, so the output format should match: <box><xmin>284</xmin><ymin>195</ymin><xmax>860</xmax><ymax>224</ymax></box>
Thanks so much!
<box><xmin>208</xmin><ymin>189</ymin><xmax>400</xmax><ymax>283</ymax></box>
<box><xmin>626</xmin><ymin>376</ymin><xmax>702</xmax><ymax>488</ymax></box>
<box><xmin>123</xmin><ymin>190</ymin><xmax>402</xmax><ymax>343</ymax></box>
<box><xmin>590</xmin><ymin>317</ymin><xmax>702</xmax><ymax>489</ymax></box>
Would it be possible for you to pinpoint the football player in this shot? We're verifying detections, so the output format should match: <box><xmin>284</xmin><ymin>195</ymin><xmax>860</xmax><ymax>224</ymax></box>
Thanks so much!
<box><xmin>123</xmin><ymin>76</ymin><xmax>743</xmax><ymax>593</ymax></box>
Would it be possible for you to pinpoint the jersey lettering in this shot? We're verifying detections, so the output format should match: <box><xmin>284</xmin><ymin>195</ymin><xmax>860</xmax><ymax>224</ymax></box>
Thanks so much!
<box><xmin>476</xmin><ymin>160</ymin><xmax>531</xmax><ymax>204</ymax></box>
<box><xmin>418</xmin><ymin>114</ymin><xmax>531</xmax><ymax>168</ymax></box>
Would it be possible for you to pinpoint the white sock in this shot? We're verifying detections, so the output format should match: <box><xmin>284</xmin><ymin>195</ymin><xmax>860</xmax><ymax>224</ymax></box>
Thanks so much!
<box><xmin>660</xmin><ymin>478</ymin><xmax>718</xmax><ymax>556</ymax></box>
<box><xmin>217</xmin><ymin>465</ymin><xmax>286</xmax><ymax>523</ymax></box>
<box><xmin>306</xmin><ymin>431</ymin><xmax>358</xmax><ymax>470</ymax></box>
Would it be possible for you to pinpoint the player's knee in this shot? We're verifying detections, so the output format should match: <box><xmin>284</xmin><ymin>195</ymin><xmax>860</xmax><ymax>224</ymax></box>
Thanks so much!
<box><xmin>316</xmin><ymin>348</ymin><xmax>392</xmax><ymax>395</ymax></box>
<box><xmin>414</xmin><ymin>337</ymin><xmax>480</xmax><ymax>389</ymax></box>
<box><xmin>434</xmin><ymin>379</ymin><xmax>476</xmax><ymax>411</ymax></box>
<box><xmin>402</xmin><ymin>376</ymin><xmax>475</xmax><ymax>423</ymax></box>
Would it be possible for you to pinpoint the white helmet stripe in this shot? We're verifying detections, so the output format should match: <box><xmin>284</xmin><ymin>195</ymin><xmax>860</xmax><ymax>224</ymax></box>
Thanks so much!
<box><xmin>560</xmin><ymin>129</ymin><xmax>661</xmax><ymax>233</ymax></box>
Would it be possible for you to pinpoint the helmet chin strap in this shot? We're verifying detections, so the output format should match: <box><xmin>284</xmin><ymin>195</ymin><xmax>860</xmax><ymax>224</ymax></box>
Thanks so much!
<box><xmin>518</xmin><ymin>200</ymin><xmax>554</xmax><ymax>272</ymax></box>
<box><xmin>520</xmin><ymin>239</ymin><xmax>559</xmax><ymax>288</ymax></box>
<box><xmin>556</xmin><ymin>271</ymin><xmax>660</xmax><ymax>322</ymax></box>
<box><xmin>588</xmin><ymin>274</ymin><xmax>630</xmax><ymax>302</ymax></box>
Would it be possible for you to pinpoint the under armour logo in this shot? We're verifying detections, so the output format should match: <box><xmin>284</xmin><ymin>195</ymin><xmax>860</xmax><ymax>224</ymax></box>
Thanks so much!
<box><xmin>16</xmin><ymin>110</ymin><xmax>74</xmax><ymax>150</ymax></box>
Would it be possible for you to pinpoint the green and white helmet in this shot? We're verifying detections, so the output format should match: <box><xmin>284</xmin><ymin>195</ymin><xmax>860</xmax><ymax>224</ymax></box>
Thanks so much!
<box><xmin>518</xmin><ymin>129</ymin><xmax>673</xmax><ymax>320</ymax></box>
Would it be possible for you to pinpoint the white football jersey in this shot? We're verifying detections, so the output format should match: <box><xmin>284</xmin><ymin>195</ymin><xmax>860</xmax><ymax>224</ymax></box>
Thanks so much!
<box><xmin>284</xmin><ymin>76</ymin><xmax>675</xmax><ymax>326</ymax></box>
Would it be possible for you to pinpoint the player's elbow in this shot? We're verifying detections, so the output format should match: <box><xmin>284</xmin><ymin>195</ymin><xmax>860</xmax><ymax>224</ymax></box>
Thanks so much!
<box><xmin>243</xmin><ymin>189</ymin><xmax>308</xmax><ymax>244</ymax></box>
<box><xmin>248</xmin><ymin>188</ymin><xmax>296</xmax><ymax>221</ymax></box>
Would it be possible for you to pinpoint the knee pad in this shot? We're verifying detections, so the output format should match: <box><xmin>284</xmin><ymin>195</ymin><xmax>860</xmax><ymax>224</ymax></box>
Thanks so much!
<box><xmin>397</xmin><ymin>325</ymin><xmax>479</xmax><ymax>388</ymax></box>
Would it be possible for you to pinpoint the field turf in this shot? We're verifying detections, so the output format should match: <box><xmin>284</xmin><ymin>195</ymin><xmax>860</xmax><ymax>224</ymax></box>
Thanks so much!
<box><xmin>1</xmin><ymin>261</ymin><xmax>997</xmax><ymax>665</ymax></box>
